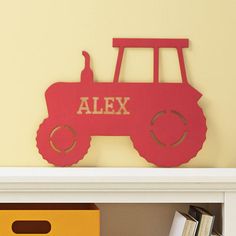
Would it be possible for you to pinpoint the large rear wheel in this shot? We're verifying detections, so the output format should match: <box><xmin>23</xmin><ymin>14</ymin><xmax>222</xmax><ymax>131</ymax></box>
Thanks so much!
<box><xmin>131</xmin><ymin>105</ymin><xmax>207</xmax><ymax>167</ymax></box>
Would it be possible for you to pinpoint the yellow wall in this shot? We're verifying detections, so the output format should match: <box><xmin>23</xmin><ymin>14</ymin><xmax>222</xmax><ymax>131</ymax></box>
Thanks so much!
<box><xmin>0</xmin><ymin>0</ymin><xmax>235</xmax><ymax>167</ymax></box>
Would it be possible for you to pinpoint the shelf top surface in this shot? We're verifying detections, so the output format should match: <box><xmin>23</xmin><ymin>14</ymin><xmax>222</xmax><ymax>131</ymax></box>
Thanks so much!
<box><xmin>0</xmin><ymin>167</ymin><xmax>235</xmax><ymax>183</ymax></box>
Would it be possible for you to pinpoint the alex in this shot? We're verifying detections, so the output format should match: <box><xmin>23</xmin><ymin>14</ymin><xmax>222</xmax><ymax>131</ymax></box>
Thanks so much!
<box><xmin>77</xmin><ymin>97</ymin><xmax>130</xmax><ymax>115</ymax></box>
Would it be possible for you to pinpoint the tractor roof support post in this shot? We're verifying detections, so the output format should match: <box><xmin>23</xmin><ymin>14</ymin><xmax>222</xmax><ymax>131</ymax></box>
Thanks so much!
<box><xmin>114</xmin><ymin>47</ymin><xmax>124</xmax><ymax>83</ymax></box>
<box><xmin>154</xmin><ymin>47</ymin><xmax>159</xmax><ymax>83</ymax></box>
<box><xmin>177</xmin><ymin>47</ymin><xmax>188</xmax><ymax>84</ymax></box>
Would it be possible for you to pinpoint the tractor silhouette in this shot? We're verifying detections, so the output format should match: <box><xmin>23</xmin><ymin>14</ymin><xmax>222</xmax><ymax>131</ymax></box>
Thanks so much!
<box><xmin>36</xmin><ymin>38</ymin><xmax>207</xmax><ymax>167</ymax></box>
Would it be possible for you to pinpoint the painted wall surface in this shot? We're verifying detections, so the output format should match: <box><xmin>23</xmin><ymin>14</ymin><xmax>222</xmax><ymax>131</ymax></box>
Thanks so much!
<box><xmin>0</xmin><ymin>0</ymin><xmax>235</xmax><ymax>167</ymax></box>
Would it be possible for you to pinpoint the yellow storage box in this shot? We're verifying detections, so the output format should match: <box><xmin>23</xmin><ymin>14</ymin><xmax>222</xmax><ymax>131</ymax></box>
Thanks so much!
<box><xmin>0</xmin><ymin>203</ymin><xmax>100</xmax><ymax>236</ymax></box>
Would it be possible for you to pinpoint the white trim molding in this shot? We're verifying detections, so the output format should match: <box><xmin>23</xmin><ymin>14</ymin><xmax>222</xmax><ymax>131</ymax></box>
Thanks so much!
<box><xmin>0</xmin><ymin>168</ymin><xmax>235</xmax><ymax>203</ymax></box>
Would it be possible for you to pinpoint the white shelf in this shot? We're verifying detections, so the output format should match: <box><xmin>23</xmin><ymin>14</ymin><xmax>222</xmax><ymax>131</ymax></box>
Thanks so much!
<box><xmin>0</xmin><ymin>167</ymin><xmax>235</xmax><ymax>235</ymax></box>
<box><xmin>0</xmin><ymin>167</ymin><xmax>235</xmax><ymax>202</ymax></box>
<box><xmin>1</xmin><ymin>167</ymin><xmax>236</xmax><ymax>182</ymax></box>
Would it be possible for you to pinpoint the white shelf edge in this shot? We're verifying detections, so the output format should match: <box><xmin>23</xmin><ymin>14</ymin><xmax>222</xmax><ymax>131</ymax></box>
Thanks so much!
<box><xmin>0</xmin><ymin>167</ymin><xmax>235</xmax><ymax>183</ymax></box>
<box><xmin>0</xmin><ymin>167</ymin><xmax>234</xmax><ymax>203</ymax></box>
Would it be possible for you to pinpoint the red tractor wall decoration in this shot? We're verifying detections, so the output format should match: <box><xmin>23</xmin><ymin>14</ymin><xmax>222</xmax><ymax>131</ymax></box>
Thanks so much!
<box><xmin>36</xmin><ymin>38</ymin><xmax>207</xmax><ymax>167</ymax></box>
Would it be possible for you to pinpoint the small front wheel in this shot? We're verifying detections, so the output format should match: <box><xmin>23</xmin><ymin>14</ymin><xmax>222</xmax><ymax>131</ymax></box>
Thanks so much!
<box><xmin>36</xmin><ymin>118</ymin><xmax>91</xmax><ymax>166</ymax></box>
